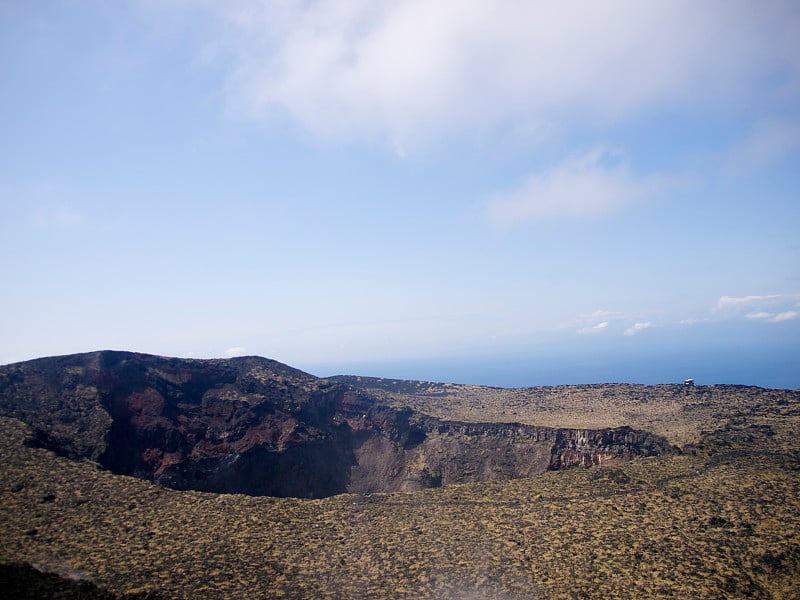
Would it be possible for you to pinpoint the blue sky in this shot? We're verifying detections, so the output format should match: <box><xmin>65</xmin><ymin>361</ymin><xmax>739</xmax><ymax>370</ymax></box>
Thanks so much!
<box><xmin>1</xmin><ymin>1</ymin><xmax>799</xmax><ymax>387</ymax></box>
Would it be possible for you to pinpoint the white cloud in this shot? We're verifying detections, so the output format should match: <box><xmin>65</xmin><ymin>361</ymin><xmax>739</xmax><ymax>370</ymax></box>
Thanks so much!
<box><xmin>717</xmin><ymin>294</ymin><xmax>800</xmax><ymax>311</ymax></box>
<box><xmin>745</xmin><ymin>312</ymin><xmax>774</xmax><ymax>320</ymax></box>
<box><xmin>774</xmin><ymin>311</ymin><xmax>799</xmax><ymax>322</ymax></box>
<box><xmin>200</xmin><ymin>1</ymin><xmax>800</xmax><ymax>149</ymax></box>
<box><xmin>577</xmin><ymin>321</ymin><xmax>609</xmax><ymax>335</ymax></box>
<box><xmin>561</xmin><ymin>309</ymin><xmax>623</xmax><ymax>331</ymax></box>
<box><xmin>718</xmin><ymin>295</ymin><xmax>775</xmax><ymax>310</ymax></box>
<box><xmin>746</xmin><ymin>310</ymin><xmax>798</xmax><ymax>323</ymax></box>
<box><xmin>624</xmin><ymin>321</ymin><xmax>653</xmax><ymax>336</ymax></box>
<box><xmin>224</xmin><ymin>346</ymin><xmax>248</xmax><ymax>357</ymax></box>
<box><xmin>583</xmin><ymin>310</ymin><xmax>623</xmax><ymax>322</ymax></box>
<box><xmin>487</xmin><ymin>148</ymin><xmax>672</xmax><ymax>223</ymax></box>
<box><xmin>716</xmin><ymin>294</ymin><xmax>800</xmax><ymax>323</ymax></box>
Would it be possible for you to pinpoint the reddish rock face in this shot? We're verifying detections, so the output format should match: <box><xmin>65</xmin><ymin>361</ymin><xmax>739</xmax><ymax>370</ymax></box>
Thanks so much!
<box><xmin>0</xmin><ymin>351</ymin><xmax>676</xmax><ymax>498</ymax></box>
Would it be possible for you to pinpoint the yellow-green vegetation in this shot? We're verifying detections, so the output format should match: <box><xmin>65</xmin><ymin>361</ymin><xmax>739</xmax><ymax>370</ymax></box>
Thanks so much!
<box><xmin>338</xmin><ymin>378</ymin><xmax>794</xmax><ymax>447</ymax></box>
<box><xmin>2</xmin><ymin>399</ymin><xmax>799</xmax><ymax>599</ymax></box>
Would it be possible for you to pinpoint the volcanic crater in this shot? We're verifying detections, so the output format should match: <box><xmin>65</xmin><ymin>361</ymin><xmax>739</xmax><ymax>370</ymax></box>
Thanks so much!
<box><xmin>0</xmin><ymin>351</ymin><xmax>674</xmax><ymax>499</ymax></box>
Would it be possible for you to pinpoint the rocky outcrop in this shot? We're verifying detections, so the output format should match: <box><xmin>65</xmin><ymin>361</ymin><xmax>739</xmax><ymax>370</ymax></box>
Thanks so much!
<box><xmin>549</xmin><ymin>427</ymin><xmax>670</xmax><ymax>469</ymax></box>
<box><xmin>0</xmin><ymin>351</ymin><xmax>676</xmax><ymax>498</ymax></box>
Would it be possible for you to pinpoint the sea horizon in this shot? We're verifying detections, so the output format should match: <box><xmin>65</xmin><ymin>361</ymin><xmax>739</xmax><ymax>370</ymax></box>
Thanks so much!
<box><xmin>304</xmin><ymin>344</ymin><xmax>800</xmax><ymax>390</ymax></box>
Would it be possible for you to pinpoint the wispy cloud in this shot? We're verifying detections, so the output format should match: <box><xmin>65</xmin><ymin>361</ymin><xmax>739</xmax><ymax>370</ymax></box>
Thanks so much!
<box><xmin>577</xmin><ymin>321</ymin><xmax>609</xmax><ymax>335</ymax></box>
<box><xmin>562</xmin><ymin>309</ymin><xmax>623</xmax><ymax>331</ymax></box>
<box><xmin>624</xmin><ymin>322</ymin><xmax>653</xmax><ymax>336</ymax></box>
<box><xmin>197</xmin><ymin>1</ymin><xmax>800</xmax><ymax>149</ymax></box>
<box><xmin>224</xmin><ymin>346</ymin><xmax>247</xmax><ymax>357</ymax></box>
<box><xmin>716</xmin><ymin>294</ymin><xmax>800</xmax><ymax>324</ymax></box>
<box><xmin>717</xmin><ymin>294</ymin><xmax>799</xmax><ymax>311</ymax></box>
<box><xmin>746</xmin><ymin>311</ymin><xmax>798</xmax><ymax>323</ymax></box>
<box><xmin>584</xmin><ymin>310</ymin><xmax>623</xmax><ymax>322</ymax></box>
<box><xmin>487</xmin><ymin>148</ymin><xmax>673</xmax><ymax>224</ymax></box>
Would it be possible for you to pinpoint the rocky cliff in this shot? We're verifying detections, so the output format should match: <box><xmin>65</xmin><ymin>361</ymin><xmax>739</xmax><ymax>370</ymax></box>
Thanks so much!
<box><xmin>0</xmin><ymin>351</ymin><xmax>675</xmax><ymax>498</ymax></box>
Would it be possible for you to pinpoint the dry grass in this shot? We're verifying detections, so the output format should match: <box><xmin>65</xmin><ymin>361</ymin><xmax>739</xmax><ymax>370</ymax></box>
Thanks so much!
<box><xmin>337</xmin><ymin>379</ymin><xmax>795</xmax><ymax>448</ymax></box>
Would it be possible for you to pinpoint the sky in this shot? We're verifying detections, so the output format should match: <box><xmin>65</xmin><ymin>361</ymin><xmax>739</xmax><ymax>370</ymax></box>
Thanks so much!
<box><xmin>1</xmin><ymin>1</ymin><xmax>799</xmax><ymax>388</ymax></box>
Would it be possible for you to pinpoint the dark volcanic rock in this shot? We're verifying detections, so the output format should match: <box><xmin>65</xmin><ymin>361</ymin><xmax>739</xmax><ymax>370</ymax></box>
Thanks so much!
<box><xmin>0</xmin><ymin>351</ymin><xmax>675</xmax><ymax>498</ymax></box>
<box><xmin>0</xmin><ymin>562</ymin><xmax>167</xmax><ymax>599</ymax></box>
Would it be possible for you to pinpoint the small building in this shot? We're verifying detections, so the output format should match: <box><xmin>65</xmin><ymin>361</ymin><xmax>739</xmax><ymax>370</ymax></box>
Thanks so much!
<box><xmin>683</xmin><ymin>378</ymin><xmax>695</xmax><ymax>387</ymax></box>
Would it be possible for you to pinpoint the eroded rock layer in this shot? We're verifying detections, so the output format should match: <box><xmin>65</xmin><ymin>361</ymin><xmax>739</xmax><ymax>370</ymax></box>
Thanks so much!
<box><xmin>0</xmin><ymin>351</ymin><xmax>675</xmax><ymax>498</ymax></box>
